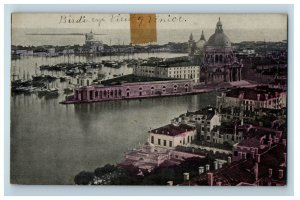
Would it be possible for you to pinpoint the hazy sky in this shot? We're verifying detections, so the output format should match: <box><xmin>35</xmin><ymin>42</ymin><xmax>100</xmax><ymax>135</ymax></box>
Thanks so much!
<box><xmin>11</xmin><ymin>13</ymin><xmax>288</xmax><ymax>45</ymax></box>
<box><xmin>12</xmin><ymin>13</ymin><xmax>287</xmax><ymax>30</ymax></box>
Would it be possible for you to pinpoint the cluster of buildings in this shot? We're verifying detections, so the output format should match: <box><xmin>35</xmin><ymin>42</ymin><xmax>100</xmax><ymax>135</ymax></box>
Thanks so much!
<box><xmin>63</xmin><ymin>18</ymin><xmax>250</xmax><ymax>104</ymax></box>
<box><xmin>118</xmin><ymin>83</ymin><xmax>287</xmax><ymax>186</ymax></box>
<box><xmin>216</xmin><ymin>85</ymin><xmax>287</xmax><ymax>112</ymax></box>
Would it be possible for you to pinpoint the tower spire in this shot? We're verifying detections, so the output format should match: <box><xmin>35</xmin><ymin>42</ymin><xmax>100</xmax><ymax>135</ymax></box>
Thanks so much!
<box><xmin>200</xmin><ymin>30</ymin><xmax>206</xmax><ymax>41</ymax></box>
<box><xmin>189</xmin><ymin>32</ymin><xmax>194</xmax><ymax>41</ymax></box>
<box><xmin>215</xmin><ymin>17</ymin><xmax>223</xmax><ymax>33</ymax></box>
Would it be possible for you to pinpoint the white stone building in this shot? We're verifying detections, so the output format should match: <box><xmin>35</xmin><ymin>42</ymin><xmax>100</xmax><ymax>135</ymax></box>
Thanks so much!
<box><xmin>133</xmin><ymin>57</ymin><xmax>200</xmax><ymax>83</ymax></box>
<box><xmin>149</xmin><ymin>124</ymin><xmax>197</xmax><ymax>149</ymax></box>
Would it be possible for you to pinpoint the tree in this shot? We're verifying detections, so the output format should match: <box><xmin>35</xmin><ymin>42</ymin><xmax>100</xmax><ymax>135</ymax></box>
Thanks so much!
<box><xmin>74</xmin><ymin>171</ymin><xmax>94</xmax><ymax>185</ymax></box>
<box><xmin>94</xmin><ymin>164</ymin><xmax>117</xmax><ymax>177</ymax></box>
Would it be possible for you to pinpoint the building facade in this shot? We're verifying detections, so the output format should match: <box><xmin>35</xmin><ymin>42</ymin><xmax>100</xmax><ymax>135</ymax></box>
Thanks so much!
<box><xmin>133</xmin><ymin>57</ymin><xmax>200</xmax><ymax>83</ymax></box>
<box><xmin>216</xmin><ymin>86</ymin><xmax>287</xmax><ymax>111</ymax></box>
<box><xmin>149</xmin><ymin>124</ymin><xmax>197</xmax><ymax>149</ymax></box>
<box><xmin>65</xmin><ymin>76</ymin><xmax>194</xmax><ymax>103</ymax></box>
<box><xmin>171</xmin><ymin>107</ymin><xmax>222</xmax><ymax>142</ymax></box>
<box><xmin>201</xmin><ymin>18</ymin><xmax>243</xmax><ymax>84</ymax></box>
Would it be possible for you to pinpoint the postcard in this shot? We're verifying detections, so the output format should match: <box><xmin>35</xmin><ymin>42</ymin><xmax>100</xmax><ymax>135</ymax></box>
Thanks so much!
<box><xmin>11</xmin><ymin>13</ymin><xmax>287</xmax><ymax>185</ymax></box>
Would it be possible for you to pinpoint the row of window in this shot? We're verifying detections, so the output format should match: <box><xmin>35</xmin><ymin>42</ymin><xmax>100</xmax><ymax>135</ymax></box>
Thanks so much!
<box><xmin>151</xmin><ymin>136</ymin><xmax>173</xmax><ymax>147</ymax></box>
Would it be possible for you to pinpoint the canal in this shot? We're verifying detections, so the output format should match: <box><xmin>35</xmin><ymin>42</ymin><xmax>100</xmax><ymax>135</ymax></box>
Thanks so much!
<box><xmin>10</xmin><ymin>53</ymin><xmax>217</xmax><ymax>184</ymax></box>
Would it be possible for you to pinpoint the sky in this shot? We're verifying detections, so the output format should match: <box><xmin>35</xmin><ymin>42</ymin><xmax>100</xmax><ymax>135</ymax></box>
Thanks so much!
<box><xmin>11</xmin><ymin>13</ymin><xmax>288</xmax><ymax>45</ymax></box>
<box><xmin>12</xmin><ymin>13</ymin><xmax>287</xmax><ymax>30</ymax></box>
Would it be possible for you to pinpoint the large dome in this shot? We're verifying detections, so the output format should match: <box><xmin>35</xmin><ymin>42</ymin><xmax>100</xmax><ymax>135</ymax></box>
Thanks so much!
<box><xmin>205</xmin><ymin>18</ymin><xmax>231</xmax><ymax>47</ymax></box>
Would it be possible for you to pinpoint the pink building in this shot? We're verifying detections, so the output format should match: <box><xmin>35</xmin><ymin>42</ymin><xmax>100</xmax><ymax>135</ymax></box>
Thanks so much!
<box><xmin>64</xmin><ymin>75</ymin><xmax>194</xmax><ymax>103</ymax></box>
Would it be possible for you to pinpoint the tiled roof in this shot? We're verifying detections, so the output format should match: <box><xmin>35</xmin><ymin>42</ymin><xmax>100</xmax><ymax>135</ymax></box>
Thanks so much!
<box><xmin>225</xmin><ymin>86</ymin><xmax>285</xmax><ymax>101</ymax></box>
<box><xmin>150</xmin><ymin>124</ymin><xmax>195</xmax><ymax>136</ymax></box>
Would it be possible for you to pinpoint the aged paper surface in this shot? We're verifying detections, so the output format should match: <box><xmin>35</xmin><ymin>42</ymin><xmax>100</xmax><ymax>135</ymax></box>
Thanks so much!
<box><xmin>11</xmin><ymin>13</ymin><xmax>287</xmax><ymax>185</ymax></box>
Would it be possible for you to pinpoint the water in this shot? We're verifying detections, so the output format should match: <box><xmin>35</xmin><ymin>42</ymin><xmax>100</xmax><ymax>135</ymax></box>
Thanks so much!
<box><xmin>10</xmin><ymin>53</ymin><xmax>217</xmax><ymax>185</ymax></box>
<box><xmin>12</xmin><ymin>28</ymin><xmax>287</xmax><ymax>46</ymax></box>
<box><xmin>11</xmin><ymin>52</ymin><xmax>187</xmax><ymax>80</ymax></box>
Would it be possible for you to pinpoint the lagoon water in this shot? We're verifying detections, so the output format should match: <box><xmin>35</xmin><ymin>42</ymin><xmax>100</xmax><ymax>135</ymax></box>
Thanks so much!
<box><xmin>10</xmin><ymin>53</ymin><xmax>217</xmax><ymax>184</ymax></box>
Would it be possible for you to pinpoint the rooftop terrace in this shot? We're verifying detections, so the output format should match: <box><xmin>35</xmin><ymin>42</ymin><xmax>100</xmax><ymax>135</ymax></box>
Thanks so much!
<box><xmin>150</xmin><ymin>124</ymin><xmax>195</xmax><ymax>136</ymax></box>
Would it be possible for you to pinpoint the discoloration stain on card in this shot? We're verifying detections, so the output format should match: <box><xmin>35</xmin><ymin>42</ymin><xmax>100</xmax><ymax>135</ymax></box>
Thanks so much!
<box><xmin>130</xmin><ymin>14</ymin><xmax>157</xmax><ymax>44</ymax></box>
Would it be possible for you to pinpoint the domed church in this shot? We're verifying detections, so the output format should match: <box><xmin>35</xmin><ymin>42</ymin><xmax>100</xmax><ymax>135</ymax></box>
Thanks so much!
<box><xmin>188</xmin><ymin>18</ymin><xmax>243</xmax><ymax>84</ymax></box>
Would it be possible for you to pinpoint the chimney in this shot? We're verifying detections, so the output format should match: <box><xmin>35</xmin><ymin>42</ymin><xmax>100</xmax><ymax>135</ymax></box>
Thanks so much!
<box><xmin>207</xmin><ymin>173</ymin><xmax>214</xmax><ymax>186</ymax></box>
<box><xmin>183</xmin><ymin>173</ymin><xmax>189</xmax><ymax>181</ymax></box>
<box><xmin>227</xmin><ymin>156</ymin><xmax>232</xmax><ymax>164</ymax></box>
<box><xmin>254</xmin><ymin>162</ymin><xmax>259</xmax><ymax>181</ymax></box>
<box><xmin>167</xmin><ymin>181</ymin><xmax>173</xmax><ymax>186</ymax></box>
<box><xmin>251</xmin><ymin>150</ymin><xmax>255</xmax><ymax>159</ymax></box>
<box><xmin>268</xmin><ymin>140</ymin><xmax>272</xmax><ymax>148</ymax></box>
<box><xmin>282</xmin><ymin>139</ymin><xmax>287</xmax><ymax>147</ymax></box>
<box><xmin>214</xmin><ymin>160</ymin><xmax>218</xmax><ymax>170</ymax></box>
<box><xmin>256</xmin><ymin>154</ymin><xmax>261</xmax><ymax>163</ymax></box>
<box><xmin>283</xmin><ymin>152</ymin><xmax>287</xmax><ymax>166</ymax></box>
<box><xmin>268</xmin><ymin>168</ymin><xmax>273</xmax><ymax>178</ymax></box>
<box><xmin>257</xmin><ymin>94</ymin><xmax>261</xmax><ymax>101</ymax></box>
<box><xmin>205</xmin><ymin>164</ymin><xmax>210</xmax><ymax>171</ymax></box>
<box><xmin>265</xmin><ymin>93</ymin><xmax>269</xmax><ymax>100</ymax></box>
<box><xmin>218</xmin><ymin>162</ymin><xmax>223</xmax><ymax>169</ymax></box>
<box><xmin>199</xmin><ymin>166</ymin><xmax>205</xmax><ymax>175</ymax></box>
<box><xmin>278</xmin><ymin>169</ymin><xmax>284</xmax><ymax>179</ymax></box>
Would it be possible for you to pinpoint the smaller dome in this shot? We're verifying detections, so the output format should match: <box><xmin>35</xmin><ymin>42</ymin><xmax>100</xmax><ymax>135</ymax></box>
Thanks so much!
<box><xmin>196</xmin><ymin>40</ymin><xmax>206</xmax><ymax>49</ymax></box>
<box><xmin>196</xmin><ymin>30</ymin><xmax>206</xmax><ymax>49</ymax></box>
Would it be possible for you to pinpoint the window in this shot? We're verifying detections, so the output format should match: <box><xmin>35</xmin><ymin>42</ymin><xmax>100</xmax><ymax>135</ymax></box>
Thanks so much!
<box><xmin>151</xmin><ymin>136</ymin><xmax>154</xmax><ymax>144</ymax></box>
<box><xmin>187</xmin><ymin>136</ymin><xmax>190</xmax><ymax>143</ymax></box>
<box><xmin>158</xmin><ymin>139</ymin><xmax>161</xmax><ymax>145</ymax></box>
<box><xmin>234</xmin><ymin>151</ymin><xmax>238</xmax><ymax>156</ymax></box>
<box><xmin>163</xmin><ymin>140</ymin><xmax>166</xmax><ymax>146</ymax></box>
<box><xmin>169</xmin><ymin>141</ymin><xmax>172</xmax><ymax>147</ymax></box>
